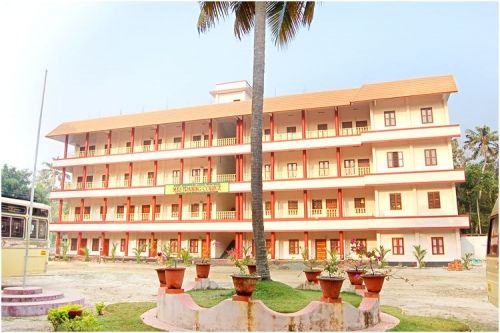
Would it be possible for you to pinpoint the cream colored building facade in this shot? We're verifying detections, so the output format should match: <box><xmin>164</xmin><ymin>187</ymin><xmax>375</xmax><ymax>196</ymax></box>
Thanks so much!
<box><xmin>48</xmin><ymin>75</ymin><xmax>468</xmax><ymax>264</ymax></box>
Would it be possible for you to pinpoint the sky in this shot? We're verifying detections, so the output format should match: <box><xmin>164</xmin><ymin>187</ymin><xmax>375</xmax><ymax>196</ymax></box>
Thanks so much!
<box><xmin>0</xmin><ymin>0</ymin><xmax>498</xmax><ymax>172</ymax></box>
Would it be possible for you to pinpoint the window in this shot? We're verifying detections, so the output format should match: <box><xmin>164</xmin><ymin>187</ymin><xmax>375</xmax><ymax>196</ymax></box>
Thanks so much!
<box><xmin>319</xmin><ymin>161</ymin><xmax>329</xmax><ymax>176</ymax></box>
<box><xmin>344</xmin><ymin>159</ymin><xmax>355</xmax><ymax>175</ymax></box>
<box><xmin>1</xmin><ymin>216</ymin><xmax>25</xmax><ymax>238</ymax></box>
<box><xmin>88</xmin><ymin>145</ymin><xmax>96</xmax><ymax>156</ymax></box>
<box><xmin>189</xmin><ymin>239</ymin><xmax>199</xmax><ymax>253</ymax></box>
<box><xmin>264</xmin><ymin>128</ymin><xmax>270</xmax><ymax>136</ymax></box>
<box><xmin>354</xmin><ymin>239</ymin><xmax>367</xmax><ymax>250</ymax></box>
<box><xmin>120</xmin><ymin>239</ymin><xmax>126</xmax><ymax>252</ymax></box>
<box><xmin>289</xmin><ymin>239</ymin><xmax>299</xmax><ymax>255</ymax></box>
<box><xmin>312</xmin><ymin>200</ymin><xmax>322</xmax><ymax>210</ymax></box>
<box><xmin>431</xmin><ymin>237</ymin><xmax>444</xmax><ymax>255</ymax></box>
<box><xmin>84</xmin><ymin>206</ymin><xmax>91</xmax><ymax>216</ymax></box>
<box><xmin>387</xmin><ymin>152</ymin><xmax>404</xmax><ymax>168</ymax></box>
<box><xmin>317</xmin><ymin>124</ymin><xmax>328</xmax><ymax>137</ymax></box>
<box><xmin>326</xmin><ymin>199</ymin><xmax>337</xmax><ymax>216</ymax></box>
<box><xmin>354</xmin><ymin>198</ymin><xmax>365</xmax><ymax>208</ymax></box>
<box><xmin>77</xmin><ymin>176</ymin><xmax>83</xmax><ymax>188</ymax></box>
<box><xmin>143</xmin><ymin>140</ymin><xmax>152</xmax><ymax>151</ymax></box>
<box><xmin>171</xmin><ymin>204</ymin><xmax>179</xmax><ymax>217</ymax></box>
<box><xmin>191</xmin><ymin>203</ymin><xmax>200</xmax><ymax>217</ymax></box>
<box><xmin>428</xmin><ymin>192</ymin><xmax>441</xmax><ymax>209</ymax></box>
<box><xmin>172</xmin><ymin>170</ymin><xmax>180</xmax><ymax>184</ymax></box>
<box><xmin>138</xmin><ymin>239</ymin><xmax>147</xmax><ymax>252</ymax></box>
<box><xmin>342</xmin><ymin>121</ymin><xmax>352</xmax><ymax>129</ymax></box>
<box><xmin>424</xmin><ymin>149</ymin><xmax>438</xmax><ymax>166</ymax></box>
<box><xmin>173</xmin><ymin>137</ymin><xmax>181</xmax><ymax>143</ymax></box>
<box><xmin>487</xmin><ymin>215</ymin><xmax>498</xmax><ymax>257</ymax></box>
<box><xmin>123</xmin><ymin>173</ymin><xmax>130</xmax><ymax>186</ymax></box>
<box><xmin>92</xmin><ymin>238</ymin><xmax>99</xmax><ymax>251</ymax></box>
<box><xmin>286</xmin><ymin>126</ymin><xmax>297</xmax><ymax>140</ymax></box>
<box><xmin>287</xmin><ymin>163</ymin><xmax>298</xmax><ymax>178</ymax></box>
<box><xmin>330</xmin><ymin>239</ymin><xmax>340</xmax><ymax>253</ymax></box>
<box><xmin>86</xmin><ymin>175</ymin><xmax>93</xmax><ymax>188</ymax></box>
<box><xmin>71</xmin><ymin>238</ymin><xmax>78</xmax><ymax>251</ymax></box>
<box><xmin>356</xmin><ymin>120</ymin><xmax>368</xmax><ymax>128</ymax></box>
<box><xmin>30</xmin><ymin>219</ymin><xmax>38</xmax><ymax>239</ymax></box>
<box><xmin>421</xmin><ymin>107</ymin><xmax>433</xmax><ymax>124</ymax></box>
<box><xmin>288</xmin><ymin>200</ymin><xmax>298</xmax><ymax>215</ymax></box>
<box><xmin>358</xmin><ymin>158</ymin><xmax>370</xmax><ymax>175</ymax></box>
<box><xmin>147</xmin><ymin>172</ymin><xmax>154</xmax><ymax>185</ymax></box>
<box><xmin>266</xmin><ymin>239</ymin><xmax>272</xmax><ymax>253</ymax></box>
<box><xmin>264</xmin><ymin>164</ymin><xmax>271</xmax><ymax>179</ymax></box>
<box><xmin>1</xmin><ymin>216</ymin><xmax>9</xmax><ymax>237</ymax></box>
<box><xmin>392</xmin><ymin>238</ymin><xmax>404</xmax><ymax>255</ymax></box>
<box><xmin>116</xmin><ymin>205</ymin><xmax>124</xmax><ymax>215</ymax></box>
<box><xmin>384</xmin><ymin>111</ymin><xmax>396</xmax><ymax>126</ymax></box>
<box><xmin>37</xmin><ymin>220</ymin><xmax>47</xmax><ymax>239</ymax></box>
<box><xmin>265</xmin><ymin>201</ymin><xmax>271</xmax><ymax>215</ymax></box>
<box><xmin>170</xmin><ymin>239</ymin><xmax>178</xmax><ymax>253</ymax></box>
<box><xmin>192</xmin><ymin>135</ymin><xmax>201</xmax><ymax>142</ymax></box>
<box><xmin>390</xmin><ymin>193</ymin><xmax>402</xmax><ymax>210</ymax></box>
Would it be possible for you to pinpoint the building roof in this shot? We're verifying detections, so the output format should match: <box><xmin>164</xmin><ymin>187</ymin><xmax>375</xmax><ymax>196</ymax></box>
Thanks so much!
<box><xmin>46</xmin><ymin>74</ymin><xmax>457</xmax><ymax>139</ymax></box>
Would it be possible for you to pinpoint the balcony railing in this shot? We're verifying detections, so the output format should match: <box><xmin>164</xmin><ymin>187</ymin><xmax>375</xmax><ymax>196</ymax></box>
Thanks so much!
<box><xmin>190</xmin><ymin>211</ymin><xmax>200</xmax><ymax>218</ymax></box>
<box><xmin>243</xmin><ymin>134</ymin><xmax>271</xmax><ymax>143</ymax></box>
<box><xmin>171</xmin><ymin>211</ymin><xmax>179</xmax><ymax>218</ymax></box>
<box><xmin>355</xmin><ymin>207</ymin><xmax>366</xmax><ymax>214</ymax></box>
<box><xmin>115</xmin><ymin>213</ymin><xmax>125</xmax><ymax>220</ymax></box>
<box><xmin>216</xmin><ymin>137</ymin><xmax>236</xmax><ymax>146</ymax></box>
<box><xmin>190</xmin><ymin>140</ymin><xmax>209</xmax><ymax>148</ymax></box>
<box><xmin>306</xmin><ymin>129</ymin><xmax>335</xmax><ymax>138</ymax></box>
<box><xmin>216</xmin><ymin>211</ymin><xmax>236</xmax><ymax>220</ymax></box>
<box><xmin>159</xmin><ymin>142</ymin><xmax>182</xmax><ymax>151</ymax></box>
<box><xmin>275</xmin><ymin>132</ymin><xmax>300</xmax><ymax>141</ymax></box>
<box><xmin>264</xmin><ymin>209</ymin><xmax>271</xmax><ymax>217</ymax></box>
<box><xmin>341</xmin><ymin>126</ymin><xmax>370</xmax><ymax>136</ymax></box>
<box><xmin>343</xmin><ymin>166</ymin><xmax>371</xmax><ymax>176</ymax></box>
<box><xmin>216</xmin><ymin>174</ymin><xmax>236</xmax><ymax>183</ymax></box>
<box><xmin>139</xmin><ymin>145</ymin><xmax>154</xmax><ymax>152</ymax></box>
<box><xmin>358</xmin><ymin>166</ymin><xmax>370</xmax><ymax>175</ymax></box>
<box><xmin>288</xmin><ymin>209</ymin><xmax>299</xmax><ymax>216</ymax></box>
<box><xmin>327</xmin><ymin>208</ymin><xmax>337</xmax><ymax>217</ymax></box>
<box><xmin>141</xmin><ymin>213</ymin><xmax>151</xmax><ymax>221</ymax></box>
<box><xmin>190</xmin><ymin>176</ymin><xmax>208</xmax><ymax>183</ymax></box>
<box><xmin>311</xmin><ymin>209</ymin><xmax>323</xmax><ymax>216</ymax></box>
<box><xmin>146</xmin><ymin>178</ymin><xmax>154</xmax><ymax>186</ymax></box>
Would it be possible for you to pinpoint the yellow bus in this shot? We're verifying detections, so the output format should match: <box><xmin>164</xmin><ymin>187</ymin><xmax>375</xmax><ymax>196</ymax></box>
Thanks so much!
<box><xmin>1</xmin><ymin>197</ymin><xmax>50</xmax><ymax>278</ymax></box>
<box><xmin>486</xmin><ymin>198</ymin><xmax>498</xmax><ymax>307</ymax></box>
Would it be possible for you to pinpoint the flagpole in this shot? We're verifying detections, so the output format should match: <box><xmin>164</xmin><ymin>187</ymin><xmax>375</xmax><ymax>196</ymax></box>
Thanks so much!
<box><xmin>22</xmin><ymin>69</ymin><xmax>48</xmax><ymax>288</ymax></box>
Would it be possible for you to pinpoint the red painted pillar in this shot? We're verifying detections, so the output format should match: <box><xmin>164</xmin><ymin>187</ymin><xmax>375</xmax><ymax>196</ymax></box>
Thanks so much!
<box><xmin>84</xmin><ymin>132</ymin><xmax>89</xmax><ymax>157</ymax></box>
<box><xmin>240</xmin><ymin>193</ymin><xmax>244</xmax><ymax>219</ymax></box>
<box><xmin>235</xmin><ymin>194</ymin><xmax>240</xmax><ymax>220</ymax></box>
<box><xmin>301</xmin><ymin>109</ymin><xmax>306</xmax><ymax>139</ymax></box>
<box><xmin>303</xmin><ymin>190</ymin><xmax>308</xmax><ymax>219</ymax></box>
<box><xmin>82</xmin><ymin>165</ymin><xmax>87</xmax><ymax>189</ymax></box>
<box><xmin>235</xmin><ymin>233</ymin><xmax>239</xmax><ymax>255</ymax></box>
<box><xmin>126</xmin><ymin>197</ymin><xmax>131</xmax><ymax>222</ymax></box>
<box><xmin>149</xmin><ymin>232</ymin><xmax>155</xmax><ymax>257</ymax></box>
<box><xmin>107</xmin><ymin>130</ymin><xmax>112</xmax><ymax>155</ymax></box>
<box><xmin>128</xmin><ymin>162</ymin><xmax>133</xmax><ymax>187</ymax></box>
<box><xmin>206</xmin><ymin>232</ymin><xmax>211</xmax><ymax>258</ymax></box>
<box><xmin>271</xmin><ymin>232</ymin><xmax>276</xmax><ymax>259</ymax></box>
<box><xmin>335</xmin><ymin>108</ymin><xmax>340</xmax><ymax>136</ymax></box>
<box><xmin>270</xmin><ymin>152</ymin><xmax>275</xmax><ymax>180</ymax></box>
<box><xmin>77</xmin><ymin>232</ymin><xmax>83</xmax><ymax>256</ymax></box>
<box><xmin>153</xmin><ymin>161</ymin><xmax>158</xmax><ymax>186</ymax></box>
<box><xmin>180</xmin><ymin>159</ymin><xmax>184</xmax><ymax>183</ymax></box>
<box><xmin>336</xmin><ymin>148</ymin><xmax>341</xmax><ymax>177</ymax></box>
<box><xmin>236</xmin><ymin>119</ymin><xmax>240</xmax><ymax>144</ymax></box>
<box><xmin>58</xmin><ymin>200</ymin><xmax>63</xmax><ymax>222</ymax></box>
<box><xmin>103</xmin><ymin>198</ymin><xmax>107</xmax><ymax>221</ymax></box>
<box><xmin>235</xmin><ymin>156</ymin><xmax>240</xmax><ymax>182</ymax></box>
<box><xmin>79</xmin><ymin>199</ymin><xmax>84</xmax><ymax>222</ymax></box>
<box><xmin>304</xmin><ymin>232</ymin><xmax>309</xmax><ymax>259</ymax></box>
<box><xmin>100</xmin><ymin>232</ymin><xmax>105</xmax><ymax>256</ymax></box>
<box><xmin>61</xmin><ymin>167</ymin><xmax>66</xmax><ymax>190</ymax></box>
<box><xmin>64</xmin><ymin>135</ymin><xmax>69</xmax><ymax>158</ymax></box>
<box><xmin>270</xmin><ymin>113</ymin><xmax>275</xmax><ymax>141</ymax></box>
<box><xmin>302</xmin><ymin>150</ymin><xmax>307</xmax><ymax>178</ymax></box>
<box><xmin>105</xmin><ymin>164</ymin><xmax>109</xmax><ymax>188</ymax></box>
<box><xmin>181</xmin><ymin>122</ymin><xmax>186</xmax><ymax>149</ymax></box>
<box><xmin>338</xmin><ymin>189</ymin><xmax>343</xmax><ymax>217</ymax></box>
<box><xmin>208</xmin><ymin>119</ymin><xmax>213</xmax><ymax>146</ymax></box>
<box><xmin>130</xmin><ymin>127</ymin><xmax>135</xmax><ymax>153</ymax></box>
<box><xmin>125</xmin><ymin>232</ymin><xmax>129</xmax><ymax>256</ymax></box>
<box><xmin>177</xmin><ymin>232</ymin><xmax>182</xmax><ymax>254</ymax></box>
<box><xmin>207</xmin><ymin>157</ymin><xmax>212</xmax><ymax>182</ymax></box>
<box><xmin>339</xmin><ymin>231</ymin><xmax>345</xmax><ymax>260</ymax></box>
<box><xmin>271</xmin><ymin>191</ymin><xmax>275</xmax><ymax>220</ymax></box>
<box><xmin>152</xmin><ymin>196</ymin><xmax>156</xmax><ymax>222</ymax></box>
<box><xmin>154</xmin><ymin>125</ymin><xmax>159</xmax><ymax>151</ymax></box>
<box><xmin>240</xmin><ymin>118</ymin><xmax>244</xmax><ymax>143</ymax></box>
<box><xmin>55</xmin><ymin>232</ymin><xmax>61</xmax><ymax>255</ymax></box>
<box><xmin>178</xmin><ymin>195</ymin><xmax>183</xmax><ymax>221</ymax></box>
<box><xmin>206</xmin><ymin>194</ymin><xmax>211</xmax><ymax>220</ymax></box>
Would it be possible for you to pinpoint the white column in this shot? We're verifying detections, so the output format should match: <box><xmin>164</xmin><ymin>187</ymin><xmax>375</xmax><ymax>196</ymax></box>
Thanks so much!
<box><xmin>415</xmin><ymin>232</ymin><xmax>420</xmax><ymax>246</ymax></box>
<box><xmin>442</xmin><ymin>94</ymin><xmax>450</xmax><ymax>124</ymax></box>
<box><xmin>376</xmin><ymin>232</ymin><xmax>381</xmax><ymax>248</ymax></box>
<box><xmin>413</xmin><ymin>187</ymin><xmax>418</xmax><ymax>215</ymax></box>
<box><xmin>409</xmin><ymin>144</ymin><xmax>415</xmax><ymax>169</ymax></box>
<box><xmin>451</xmin><ymin>184</ymin><xmax>458</xmax><ymax>215</ymax></box>
<box><xmin>371</xmin><ymin>146</ymin><xmax>377</xmax><ymax>173</ymax></box>
<box><xmin>405</xmin><ymin>97</ymin><xmax>412</xmax><ymax>127</ymax></box>
<box><xmin>374</xmin><ymin>189</ymin><xmax>380</xmax><ymax>216</ymax></box>
<box><xmin>455</xmin><ymin>229</ymin><xmax>461</xmax><ymax>258</ymax></box>
<box><xmin>369</xmin><ymin>101</ymin><xmax>375</xmax><ymax>129</ymax></box>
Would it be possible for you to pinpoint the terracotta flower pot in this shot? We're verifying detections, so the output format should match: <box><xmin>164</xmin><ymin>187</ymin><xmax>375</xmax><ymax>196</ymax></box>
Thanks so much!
<box><xmin>361</xmin><ymin>274</ymin><xmax>386</xmax><ymax>293</ymax></box>
<box><xmin>68</xmin><ymin>309</ymin><xmax>83</xmax><ymax>319</ymax></box>
<box><xmin>304</xmin><ymin>270</ymin><xmax>321</xmax><ymax>283</ymax></box>
<box><xmin>164</xmin><ymin>267</ymin><xmax>186</xmax><ymax>289</ymax></box>
<box><xmin>346</xmin><ymin>269</ymin><xmax>365</xmax><ymax>286</ymax></box>
<box><xmin>247</xmin><ymin>264</ymin><xmax>257</xmax><ymax>274</ymax></box>
<box><xmin>231</xmin><ymin>275</ymin><xmax>261</xmax><ymax>297</ymax></box>
<box><xmin>195</xmin><ymin>263</ymin><xmax>211</xmax><ymax>278</ymax></box>
<box><xmin>318</xmin><ymin>277</ymin><xmax>345</xmax><ymax>300</ymax></box>
<box><xmin>155</xmin><ymin>267</ymin><xmax>167</xmax><ymax>287</ymax></box>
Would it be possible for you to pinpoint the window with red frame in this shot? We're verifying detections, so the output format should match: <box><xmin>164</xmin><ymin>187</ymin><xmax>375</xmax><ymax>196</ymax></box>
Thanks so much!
<box><xmin>424</xmin><ymin>149</ymin><xmax>438</xmax><ymax>166</ymax></box>
<box><xmin>390</xmin><ymin>193</ymin><xmax>402</xmax><ymax>210</ymax></box>
<box><xmin>392</xmin><ymin>238</ymin><xmax>404</xmax><ymax>255</ymax></box>
<box><xmin>189</xmin><ymin>239</ymin><xmax>198</xmax><ymax>253</ymax></box>
<box><xmin>428</xmin><ymin>192</ymin><xmax>441</xmax><ymax>209</ymax></box>
<box><xmin>92</xmin><ymin>238</ymin><xmax>99</xmax><ymax>251</ymax></box>
<box><xmin>354</xmin><ymin>238</ymin><xmax>367</xmax><ymax>250</ymax></box>
<box><xmin>421</xmin><ymin>107</ymin><xmax>433</xmax><ymax>124</ymax></box>
<box><xmin>384</xmin><ymin>111</ymin><xmax>396</xmax><ymax>126</ymax></box>
<box><xmin>431</xmin><ymin>237</ymin><xmax>444</xmax><ymax>255</ymax></box>
<box><xmin>289</xmin><ymin>239</ymin><xmax>299</xmax><ymax>255</ymax></box>
<box><xmin>387</xmin><ymin>152</ymin><xmax>404</xmax><ymax>168</ymax></box>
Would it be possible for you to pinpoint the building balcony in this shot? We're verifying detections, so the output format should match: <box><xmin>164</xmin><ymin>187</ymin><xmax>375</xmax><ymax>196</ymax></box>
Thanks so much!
<box><xmin>306</xmin><ymin>129</ymin><xmax>336</xmax><ymax>139</ymax></box>
<box><xmin>216</xmin><ymin>174</ymin><xmax>236</xmax><ymax>183</ymax></box>
<box><xmin>215</xmin><ymin>137</ymin><xmax>236</xmax><ymax>146</ymax></box>
<box><xmin>310</xmin><ymin>208</ymin><xmax>338</xmax><ymax>217</ymax></box>
<box><xmin>341</xmin><ymin>126</ymin><xmax>370</xmax><ymax>136</ymax></box>
<box><xmin>343</xmin><ymin>166</ymin><xmax>371</xmax><ymax>177</ymax></box>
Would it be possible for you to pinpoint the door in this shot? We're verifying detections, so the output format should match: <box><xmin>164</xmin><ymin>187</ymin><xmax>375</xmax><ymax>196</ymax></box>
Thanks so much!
<box><xmin>315</xmin><ymin>239</ymin><xmax>327</xmax><ymax>260</ymax></box>
<box><xmin>80</xmin><ymin>239</ymin><xmax>87</xmax><ymax>256</ymax></box>
<box><xmin>103</xmin><ymin>239</ymin><xmax>110</xmax><ymax>256</ymax></box>
<box><xmin>201</xmin><ymin>239</ymin><xmax>208</xmax><ymax>258</ymax></box>
<box><xmin>141</xmin><ymin>205</ymin><xmax>151</xmax><ymax>221</ymax></box>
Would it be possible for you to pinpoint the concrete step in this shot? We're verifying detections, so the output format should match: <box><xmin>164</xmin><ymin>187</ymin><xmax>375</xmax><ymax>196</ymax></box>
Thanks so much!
<box><xmin>2</xmin><ymin>287</ymin><xmax>43</xmax><ymax>295</ymax></box>
<box><xmin>2</xmin><ymin>294</ymin><xmax>85</xmax><ymax>317</ymax></box>
<box><xmin>2</xmin><ymin>290</ymin><xmax>65</xmax><ymax>303</ymax></box>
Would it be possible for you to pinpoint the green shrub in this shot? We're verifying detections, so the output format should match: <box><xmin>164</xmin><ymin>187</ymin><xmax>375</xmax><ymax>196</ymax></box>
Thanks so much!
<box><xmin>462</xmin><ymin>252</ymin><xmax>473</xmax><ymax>270</ymax></box>
<box><xmin>413</xmin><ymin>245</ymin><xmax>427</xmax><ymax>268</ymax></box>
<box><xmin>83</xmin><ymin>247</ymin><xmax>90</xmax><ymax>262</ymax></box>
<box><xmin>375</xmin><ymin>245</ymin><xmax>391</xmax><ymax>268</ymax></box>
<box><xmin>133</xmin><ymin>247</ymin><xmax>143</xmax><ymax>264</ymax></box>
<box><xmin>111</xmin><ymin>243</ymin><xmax>118</xmax><ymax>263</ymax></box>
<box><xmin>47</xmin><ymin>304</ymin><xmax>82</xmax><ymax>330</ymax></box>
<box><xmin>95</xmin><ymin>302</ymin><xmax>105</xmax><ymax>315</ymax></box>
<box><xmin>58</xmin><ymin>311</ymin><xmax>100</xmax><ymax>331</ymax></box>
<box><xmin>61</xmin><ymin>239</ymin><xmax>70</xmax><ymax>261</ymax></box>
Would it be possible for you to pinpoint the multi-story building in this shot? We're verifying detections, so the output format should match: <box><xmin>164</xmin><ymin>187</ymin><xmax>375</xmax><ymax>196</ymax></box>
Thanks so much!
<box><xmin>47</xmin><ymin>75</ymin><xmax>468</xmax><ymax>264</ymax></box>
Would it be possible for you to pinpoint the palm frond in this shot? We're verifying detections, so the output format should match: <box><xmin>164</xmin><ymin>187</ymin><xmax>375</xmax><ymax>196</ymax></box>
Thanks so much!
<box><xmin>231</xmin><ymin>1</ymin><xmax>255</xmax><ymax>40</ymax></box>
<box><xmin>197</xmin><ymin>1</ymin><xmax>231</xmax><ymax>34</ymax></box>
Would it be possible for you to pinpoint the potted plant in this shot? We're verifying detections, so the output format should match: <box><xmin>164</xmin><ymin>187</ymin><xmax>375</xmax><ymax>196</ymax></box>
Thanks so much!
<box><xmin>318</xmin><ymin>249</ymin><xmax>345</xmax><ymax>301</ymax></box>
<box><xmin>227</xmin><ymin>248</ymin><xmax>260</xmax><ymax>299</ymax></box>
<box><xmin>346</xmin><ymin>239</ymin><xmax>366</xmax><ymax>286</ymax></box>
<box><xmin>300</xmin><ymin>247</ymin><xmax>321</xmax><ymax>283</ymax></box>
<box><xmin>195</xmin><ymin>256</ymin><xmax>211</xmax><ymax>279</ymax></box>
<box><xmin>361</xmin><ymin>248</ymin><xmax>387</xmax><ymax>293</ymax></box>
<box><xmin>157</xmin><ymin>246</ymin><xmax>191</xmax><ymax>291</ymax></box>
<box><xmin>155</xmin><ymin>243</ymin><xmax>173</xmax><ymax>287</ymax></box>
<box><xmin>240</xmin><ymin>245</ymin><xmax>256</xmax><ymax>274</ymax></box>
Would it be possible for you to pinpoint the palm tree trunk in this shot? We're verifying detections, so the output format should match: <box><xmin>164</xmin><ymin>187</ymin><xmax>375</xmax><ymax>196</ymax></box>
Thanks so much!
<box><xmin>475</xmin><ymin>158</ymin><xmax>487</xmax><ymax>234</ymax></box>
<box><xmin>251</xmin><ymin>1</ymin><xmax>270</xmax><ymax>280</ymax></box>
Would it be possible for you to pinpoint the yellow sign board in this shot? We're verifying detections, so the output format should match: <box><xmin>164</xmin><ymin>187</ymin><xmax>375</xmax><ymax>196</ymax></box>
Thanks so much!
<box><xmin>40</xmin><ymin>250</ymin><xmax>47</xmax><ymax>256</ymax></box>
<box><xmin>164</xmin><ymin>182</ymin><xmax>230</xmax><ymax>195</ymax></box>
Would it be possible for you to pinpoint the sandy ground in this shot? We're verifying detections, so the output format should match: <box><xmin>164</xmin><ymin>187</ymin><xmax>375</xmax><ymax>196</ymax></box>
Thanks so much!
<box><xmin>2</xmin><ymin>260</ymin><xmax>498</xmax><ymax>331</ymax></box>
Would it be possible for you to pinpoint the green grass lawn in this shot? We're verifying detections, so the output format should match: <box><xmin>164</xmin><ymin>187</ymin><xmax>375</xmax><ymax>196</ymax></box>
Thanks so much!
<box><xmin>187</xmin><ymin>280</ymin><xmax>362</xmax><ymax>312</ymax></box>
<box><xmin>96</xmin><ymin>302</ymin><xmax>159</xmax><ymax>331</ymax></box>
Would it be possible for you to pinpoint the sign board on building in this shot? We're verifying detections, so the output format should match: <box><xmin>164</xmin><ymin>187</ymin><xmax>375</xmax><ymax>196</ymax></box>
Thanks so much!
<box><xmin>164</xmin><ymin>183</ymin><xmax>230</xmax><ymax>194</ymax></box>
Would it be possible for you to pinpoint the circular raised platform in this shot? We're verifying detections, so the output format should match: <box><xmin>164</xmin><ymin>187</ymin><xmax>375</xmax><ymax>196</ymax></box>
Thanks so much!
<box><xmin>2</xmin><ymin>287</ymin><xmax>43</xmax><ymax>295</ymax></box>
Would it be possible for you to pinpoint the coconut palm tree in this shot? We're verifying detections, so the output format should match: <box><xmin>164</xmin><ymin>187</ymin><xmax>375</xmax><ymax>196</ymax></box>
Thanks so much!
<box><xmin>464</xmin><ymin>126</ymin><xmax>499</xmax><ymax>233</ymax></box>
<box><xmin>197</xmin><ymin>1</ymin><xmax>316</xmax><ymax>279</ymax></box>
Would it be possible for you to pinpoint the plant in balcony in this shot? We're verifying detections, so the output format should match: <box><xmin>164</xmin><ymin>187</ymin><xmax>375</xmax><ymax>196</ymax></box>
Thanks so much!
<box><xmin>345</xmin><ymin>239</ymin><xmax>367</xmax><ymax>286</ymax></box>
<box><xmin>300</xmin><ymin>246</ymin><xmax>321</xmax><ymax>284</ymax></box>
<box><xmin>228</xmin><ymin>247</ymin><xmax>260</xmax><ymax>299</ymax></box>
<box><xmin>318</xmin><ymin>249</ymin><xmax>345</xmax><ymax>301</ymax></box>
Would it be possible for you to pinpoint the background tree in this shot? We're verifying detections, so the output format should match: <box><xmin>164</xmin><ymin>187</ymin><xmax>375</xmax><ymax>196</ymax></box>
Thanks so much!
<box><xmin>197</xmin><ymin>1</ymin><xmax>316</xmax><ymax>280</ymax></box>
